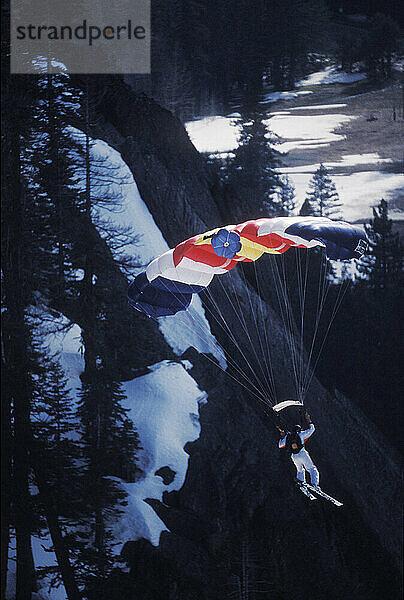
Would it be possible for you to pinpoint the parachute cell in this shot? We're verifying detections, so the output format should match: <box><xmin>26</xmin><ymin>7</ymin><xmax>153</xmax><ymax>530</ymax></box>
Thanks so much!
<box><xmin>128</xmin><ymin>216</ymin><xmax>367</xmax><ymax>319</ymax></box>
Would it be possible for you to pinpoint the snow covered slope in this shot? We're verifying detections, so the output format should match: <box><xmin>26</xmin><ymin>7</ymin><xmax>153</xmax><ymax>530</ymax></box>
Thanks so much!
<box><xmin>70</xmin><ymin>129</ymin><xmax>225</xmax><ymax>366</ymax></box>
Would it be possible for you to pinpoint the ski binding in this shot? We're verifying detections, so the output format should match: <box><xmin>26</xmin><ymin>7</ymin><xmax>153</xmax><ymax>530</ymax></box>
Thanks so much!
<box><xmin>296</xmin><ymin>481</ymin><xmax>317</xmax><ymax>501</ymax></box>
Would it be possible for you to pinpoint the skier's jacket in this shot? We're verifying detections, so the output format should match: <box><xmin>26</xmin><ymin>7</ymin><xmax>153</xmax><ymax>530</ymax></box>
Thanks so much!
<box><xmin>279</xmin><ymin>424</ymin><xmax>315</xmax><ymax>455</ymax></box>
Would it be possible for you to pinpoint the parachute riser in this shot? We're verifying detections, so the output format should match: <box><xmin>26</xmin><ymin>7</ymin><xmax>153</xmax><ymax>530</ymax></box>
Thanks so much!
<box><xmin>272</xmin><ymin>401</ymin><xmax>307</xmax><ymax>432</ymax></box>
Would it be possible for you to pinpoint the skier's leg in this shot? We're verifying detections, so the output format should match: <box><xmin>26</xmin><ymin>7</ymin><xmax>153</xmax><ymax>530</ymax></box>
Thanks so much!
<box><xmin>302</xmin><ymin>451</ymin><xmax>319</xmax><ymax>486</ymax></box>
<box><xmin>291</xmin><ymin>454</ymin><xmax>306</xmax><ymax>483</ymax></box>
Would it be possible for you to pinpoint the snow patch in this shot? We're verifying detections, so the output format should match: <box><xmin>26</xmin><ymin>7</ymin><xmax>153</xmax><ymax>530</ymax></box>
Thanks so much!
<box><xmin>159</xmin><ymin>300</ymin><xmax>226</xmax><ymax>367</ymax></box>
<box><xmin>186</xmin><ymin>107</ymin><xmax>402</xmax><ymax>223</ymax></box>
<box><xmin>296</xmin><ymin>66</ymin><xmax>367</xmax><ymax>86</ymax></box>
<box><xmin>269</xmin><ymin>113</ymin><xmax>354</xmax><ymax>153</ymax></box>
<box><xmin>288</xmin><ymin>103</ymin><xmax>348</xmax><ymax>110</ymax></box>
<box><xmin>279</xmin><ymin>154</ymin><xmax>393</xmax><ymax>174</ymax></box>
<box><xmin>28</xmin><ymin>308</ymin><xmax>84</xmax><ymax>382</ymax></box>
<box><xmin>7</xmin><ymin>533</ymin><xmax>67</xmax><ymax>600</ymax></box>
<box><xmin>186</xmin><ymin>111</ymin><xmax>354</xmax><ymax>154</ymax></box>
<box><xmin>259</xmin><ymin>90</ymin><xmax>313</xmax><ymax>104</ymax></box>
<box><xmin>110</xmin><ymin>361</ymin><xmax>207</xmax><ymax>547</ymax></box>
<box><xmin>69</xmin><ymin>130</ymin><xmax>224</xmax><ymax>365</ymax></box>
<box><xmin>285</xmin><ymin>170</ymin><xmax>404</xmax><ymax>222</ymax></box>
<box><xmin>186</xmin><ymin>115</ymin><xmax>241</xmax><ymax>153</ymax></box>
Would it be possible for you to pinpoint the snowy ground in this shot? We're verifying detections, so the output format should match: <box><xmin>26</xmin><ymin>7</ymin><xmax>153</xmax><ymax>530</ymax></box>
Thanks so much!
<box><xmin>259</xmin><ymin>89</ymin><xmax>313</xmax><ymax>104</ymax></box>
<box><xmin>288</xmin><ymin>103</ymin><xmax>347</xmax><ymax>110</ymax></box>
<box><xmin>5</xmin><ymin>315</ymin><xmax>83</xmax><ymax>599</ymax></box>
<box><xmin>79</xmin><ymin>138</ymin><xmax>225</xmax><ymax>545</ymax></box>
<box><xmin>284</xmin><ymin>169</ymin><xmax>403</xmax><ymax>222</ymax></box>
<box><xmin>277</xmin><ymin>153</ymin><xmax>404</xmax><ymax>221</ymax></box>
<box><xmin>268</xmin><ymin>112</ymin><xmax>354</xmax><ymax>152</ymax></box>
<box><xmin>7</xmin><ymin>311</ymin><xmax>209</xmax><ymax>597</ymax></box>
<box><xmin>185</xmin><ymin>115</ymin><xmax>241</xmax><ymax>154</ymax></box>
<box><xmin>296</xmin><ymin>65</ymin><xmax>367</xmax><ymax>86</ymax></box>
<box><xmin>278</xmin><ymin>153</ymin><xmax>393</xmax><ymax>172</ymax></box>
<box><xmin>185</xmin><ymin>111</ymin><xmax>353</xmax><ymax>155</ymax></box>
<box><xmin>185</xmin><ymin>69</ymin><xmax>403</xmax><ymax>223</ymax></box>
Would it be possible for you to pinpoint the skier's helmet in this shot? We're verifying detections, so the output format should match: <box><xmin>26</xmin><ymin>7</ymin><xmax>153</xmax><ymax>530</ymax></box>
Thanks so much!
<box><xmin>292</xmin><ymin>424</ymin><xmax>302</xmax><ymax>434</ymax></box>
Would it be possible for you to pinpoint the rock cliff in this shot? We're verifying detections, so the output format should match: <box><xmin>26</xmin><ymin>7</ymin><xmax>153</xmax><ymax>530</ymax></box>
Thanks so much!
<box><xmin>81</xmin><ymin>76</ymin><xmax>401</xmax><ymax>599</ymax></box>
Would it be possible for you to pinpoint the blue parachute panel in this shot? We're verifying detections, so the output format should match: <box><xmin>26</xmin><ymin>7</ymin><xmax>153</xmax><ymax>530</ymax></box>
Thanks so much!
<box><xmin>284</xmin><ymin>221</ymin><xmax>368</xmax><ymax>260</ymax></box>
<box><xmin>128</xmin><ymin>272</ymin><xmax>205</xmax><ymax>318</ymax></box>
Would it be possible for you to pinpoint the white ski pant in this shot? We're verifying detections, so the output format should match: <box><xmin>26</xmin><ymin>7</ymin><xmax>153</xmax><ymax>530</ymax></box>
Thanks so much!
<box><xmin>291</xmin><ymin>449</ymin><xmax>319</xmax><ymax>486</ymax></box>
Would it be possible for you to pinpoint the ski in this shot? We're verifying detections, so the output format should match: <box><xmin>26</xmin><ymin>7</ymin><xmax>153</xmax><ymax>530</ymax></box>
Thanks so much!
<box><xmin>303</xmin><ymin>483</ymin><xmax>343</xmax><ymax>507</ymax></box>
<box><xmin>296</xmin><ymin>482</ymin><xmax>317</xmax><ymax>501</ymax></box>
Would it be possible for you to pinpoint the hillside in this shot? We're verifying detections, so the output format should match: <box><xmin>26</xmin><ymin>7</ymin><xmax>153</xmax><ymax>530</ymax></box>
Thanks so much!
<box><xmin>80</xmin><ymin>77</ymin><xmax>402</xmax><ymax>599</ymax></box>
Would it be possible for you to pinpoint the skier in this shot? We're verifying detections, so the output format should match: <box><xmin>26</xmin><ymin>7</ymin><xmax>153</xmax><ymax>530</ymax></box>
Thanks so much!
<box><xmin>276</xmin><ymin>411</ymin><xmax>320</xmax><ymax>488</ymax></box>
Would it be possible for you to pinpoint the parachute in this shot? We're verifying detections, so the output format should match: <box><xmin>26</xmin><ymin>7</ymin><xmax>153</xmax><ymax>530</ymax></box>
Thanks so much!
<box><xmin>128</xmin><ymin>216</ymin><xmax>367</xmax><ymax>319</ymax></box>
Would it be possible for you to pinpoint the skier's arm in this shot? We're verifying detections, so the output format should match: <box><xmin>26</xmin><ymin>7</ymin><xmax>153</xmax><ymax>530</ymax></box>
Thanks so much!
<box><xmin>300</xmin><ymin>411</ymin><xmax>315</xmax><ymax>442</ymax></box>
<box><xmin>300</xmin><ymin>423</ymin><xmax>315</xmax><ymax>443</ymax></box>
<box><xmin>278</xmin><ymin>435</ymin><xmax>287</xmax><ymax>448</ymax></box>
<box><xmin>277</xmin><ymin>426</ymin><xmax>287</xmax><ymax>448</ymax></box>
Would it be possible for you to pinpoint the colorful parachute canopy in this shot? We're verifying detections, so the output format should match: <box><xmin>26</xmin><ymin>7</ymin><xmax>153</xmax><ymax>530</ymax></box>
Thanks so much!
<box><xmin>128</xmin><ymin>216</ymin><xmax>367</xmax><ymax>318</ymax></box>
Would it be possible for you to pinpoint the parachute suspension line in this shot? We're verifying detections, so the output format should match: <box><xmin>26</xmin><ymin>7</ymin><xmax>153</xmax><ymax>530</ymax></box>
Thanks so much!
<box><xmin>303</xmin><ymin>274</ymin><xmax>351</xmax><ymax>396</ymax></box>
<box><xmin>202</xmin><ymin>282</ymin><xmax>272</xmax><ymax>404</ymax></box>
<box><xmin>213</xmin><ymin>271</ymin><xmax>268</xmax><ymax>394</ymax></box>
<box><xmin>159</xmin><ymin>283</ymin><xmax>271</xmax><ymax>405</ymax></box>
<box><xmin>185</xmin><ymin>309</ymin><xmax>273</xmax><ymax>408</ymax></box>
<box><xmin>203</xmin><ymin>273</ymin><xmax>272</xmax><ymax>401</ymax></box>
<box><xmin>129</xmin><ymin>217</ymin><xmax>367</xmax><ymax>412</ymax></box>
<box><xmin>233</xmin><ymin>265</ymin><xmax>277</xmax><ymax>403</ymax></box>
<box><xmin>271</xmin><ymin>254</ymin><xmax>302</xmax><ymax>400</ymax></box>
<box><xmin>146</xmin><ymin>276</ymin><xmax>227</xmax><ymax>368</ymax></box>
<box><xmin>164</xmin><ymin>272</ymin><xmax>271</xmax><ymax>404</ymax></box>
<box><xmin>179</xmin><ymin>311</ymin><xmax>273</xmax><ymax>407</ymax></box>
<box><xmin>265</xmin><ymin>255</ymin><xmax>297</xmax><ymax>398</ymax></box>
<box><xmin>280</xmin><ymin>253</ymin><xmax>305</xmax><ymax>401</ymax></box>
<box><xmin>143</xmin><ymin>277</ymin><xmax>271</xmax><ymax>407</ymax></box>
<box><xmin>295</xmin><ymin>249</ymin><xmax>311</xmax><ymax>401</ymax></box>
<box><xmin>300</xmin><ymin>248</ymin><xmax>334</xmax><ymax>399</ymax></box>
<box><xmin>186</xmin><ymin>301</ymin><xmax>271</xmax><ymax>405</ymax></box>
<box><xmin>238</xmin><ymin>264</ymin><xmax>277</xmax><ymax>404</ymax></box>
<box><xmin>279</xmin><ymin>253</ymin><xmax>302</xmax><ymax>399</ymax></box>
<box><xmin>220</xmin><ymin>270</ymin><xmax>277</xmax><ymax>404</ymax></box>
<box><xmin>252</xmin><ymin>260</ymin><xmax>277</xmax><ymax>403</ymax></box>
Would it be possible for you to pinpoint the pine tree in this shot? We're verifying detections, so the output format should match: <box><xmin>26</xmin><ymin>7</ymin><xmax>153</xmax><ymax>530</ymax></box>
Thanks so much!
<box><xmin>300</xmin><ymin>164</ymin><xmax>342</xmax><ymax>219</ymax></box>
<box><xmin>227</xmin><ymin>111</ymin><xmax>281</xmax><ymax>221</ymax></box>
<box><xmin>22</xmin><ymin>73</ymin><xmax>83</xmax><ymax>308</ymax></box>
<box><xmin>28</xmin><ymin>334</ymin><xmax>82</xmax><ymax>600</ymax></box>
<box><xmin>358</xmin><ymin>199</ymin><xmax>403</xmax><ymax>290</ymax></box>
<box><xmin>2</xmin><ymin>65</ymin><xmax>39</xmax><ymax>598</ymax></box>
<box><xmin>76</xmin><ymin>373</ymin><xmax>140</xmax><ymax>590</ymax></box>
<box><xmin>63</xmin><ymin>82</ymin><xmax>141</xmax><ymax>591</ymax></box>
<box><xmin>275</xmin><ymin>175</ymin><xmax>296</xmax><ymax>216</ymax></box>
<box><xmin>30</xmin><ymin>342</ymin><xmax>80</xmax><ymax>517</ymax></box>
<box><xmin>4</xmin><ymin>71</ymin><xmax>140</xmax><ymax>596</ymax></box>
